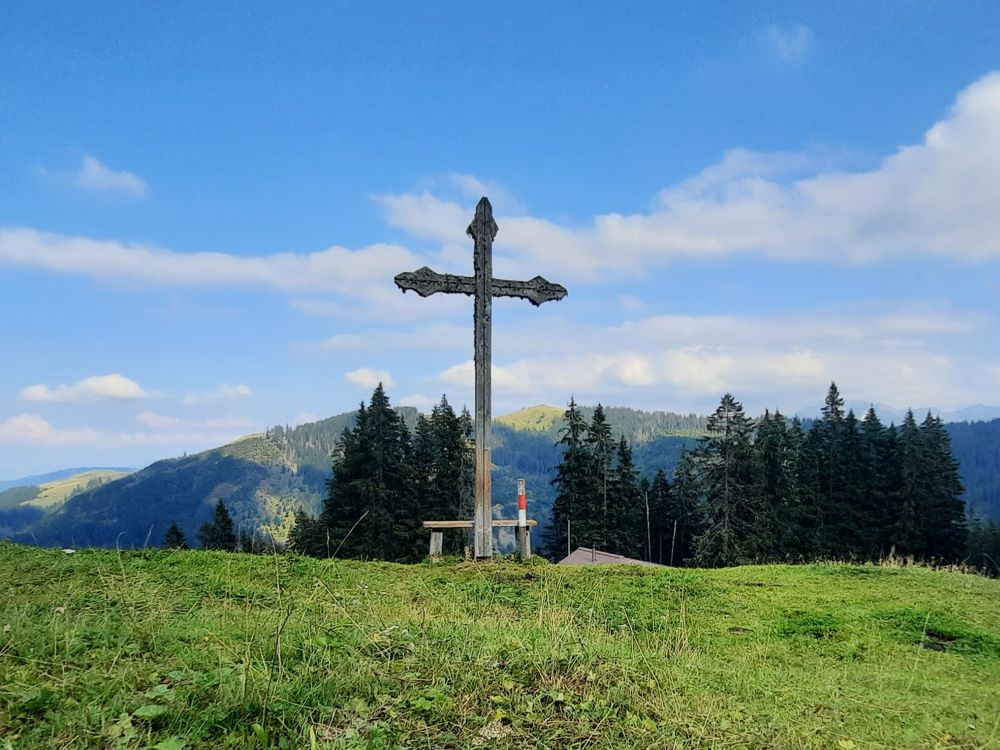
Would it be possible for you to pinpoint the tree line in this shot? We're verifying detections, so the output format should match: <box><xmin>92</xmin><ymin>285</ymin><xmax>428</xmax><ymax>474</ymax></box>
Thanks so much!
<box><xmin>287</xmin><ymin>385</ymin><xmax>474</xmax><ymax>561</ymax></box>
<box><xmin>545</xmin><ymin>383</ymin><xmax>973</xmax><ymax>568</ymax></box>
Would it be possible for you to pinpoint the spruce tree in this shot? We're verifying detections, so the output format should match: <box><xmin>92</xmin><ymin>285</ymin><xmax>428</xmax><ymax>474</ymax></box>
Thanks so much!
<box><xmin>860</xmin><ymin>407</ymin><xmax>893</xmax><ymax>559</ymax></box>
<box><xmin>319</xmin><ymin>384</ymin><xmax>418</xmax><ymax>561</ymax></box>
<box><xmin>608</xmin><ymin>436</ymin><xmax>642</xmax><ymax>557</ymax></box>
<box><xmin>753</xmin><ymin>411</ymin><xmax>788</xmax><ymax>561</ymax></box>
<box><xmin>919</xmin><ymin>413</ymin><xmax>966</xmax><ymax>562</ymax></box>
<box><xmin>892</xmin><ymin>410</ymin><xmax>926</xmax><ymax>557</ymax></box>
<box><xmin>693</xmin><ymin>394</ymin><xmax>761</xmax><ymax>566</ymax></box>
<box><xmin>163</xmin><ymin>520</ymin><xmax>188</xmax><ymax>549</ymax></box>
<box><xmin>545</xmin><ymin>398</ymin><xmax>594</xmax><ymax>558</ymax></box>
<box><xmin>658</xmin><ymin>459</ymin><xmax>704</xmax><ymax>566</ymax></box>
<box><xmin>412</xmin><ymin>396</ymin><xmax>474</xmax><ymax>555</ymax></box>
<box><xmin>586</xmin><ymin>404</ymin><xmax>616</xmax><ymax>552</ymax></box>
<box><xmin>198</xmin><ymin>499</ymin><xmax>237</xmax><ymax>551</ymax></box>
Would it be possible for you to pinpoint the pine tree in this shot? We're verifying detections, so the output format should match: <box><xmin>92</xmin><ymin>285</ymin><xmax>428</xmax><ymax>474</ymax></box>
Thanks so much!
<box><xmin>319</xmin><ymin>384</ymin><xmax>418</xmax><ymax>561</ymax></box>
<box><xmin>694</xmin><ymin>394</ymin><xmax>761</xmax><ymax>566</ymax></box>
<box><xmin>411</xmin><ymin>397</ymin><xmax>475</xmax><ymax>556</ymax></box>
<box><xmin>198</xmin><ymin>499</ymin><xmax>237</xmax><ymax>551</ymax></box>
<box><xmin>753</xmin><ymin>411</ymin><xmax>787</xmax><ymax>561</ymax></box>
<box><xmin>892</xmin><ymin>410</ymin><xmax>926</xmax><ymax>557</ymax></box>
<box><xmin>289</xmin><ymin>508</ymin><xmax>327</xmax><ymax>556</ymax></box>
<box><xmin>812</xmin><ymin>382</ymin><xmax>848</xmax><ymax>556</ymax></box>
<box><xmin>919</xmin><ymin>413</ymin><xmax>966</xmax><ymax>562</ymax></box>
<box><xmin>163</xmin><ymin>520</ymin><xmax>188</xmax><ymax>549</ymax></box>
<box><xmin>656</xmin><ymin>459</ymin><xmax>704</xmax><ymax>566</ymax></box>
<box><xmin>859</xmin><ymin>407</ymin><xmax>894</xmax><ymax>559</ymax></box>
<box><xmin>586</xmin><ymin>404</ymin><xmax>616</xmax><ymax>552</ymax></box>
<box><xmin>608</xmin><ymin>436</ymin><xmax>642</xmax><ymax>557</ymax></box>
<box><xmin>545</xmin><ymin>398</ymin><xmax>594</xmax><ymax>558</ymax></box>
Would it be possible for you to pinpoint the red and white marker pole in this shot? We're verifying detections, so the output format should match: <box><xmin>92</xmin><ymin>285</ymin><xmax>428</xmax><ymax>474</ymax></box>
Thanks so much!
<box><xmin>517</xmin><ymin>478</ymin><xmax>527</xmax><ymax>527</ymax></box>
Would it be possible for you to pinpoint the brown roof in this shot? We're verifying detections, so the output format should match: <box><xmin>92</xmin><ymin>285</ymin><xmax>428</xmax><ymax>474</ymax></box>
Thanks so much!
<box><xmin>557</xmin><ymin>547</ymin><xmax>662</xmax><ymax>566</ymax></box>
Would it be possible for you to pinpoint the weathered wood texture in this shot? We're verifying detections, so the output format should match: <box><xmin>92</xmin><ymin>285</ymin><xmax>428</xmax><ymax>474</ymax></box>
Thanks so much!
<box><xmin>515</xmin><ymin>525</ymin><xmax>532</xmax><ymax>559</ymax></box>
<box><xmin>396</xmin><ymin>197</ymin><xmax>566</xmax><ymax>558</ymax></box>
<box><xmin>423</xmin><ymin>519</ymin><xmax>538</xmax><ymax>529</ymax></box>
<box><xmin>429</xmin><ymin>531</ymin><xmax>444</xmax><ymax>557</ymax></box>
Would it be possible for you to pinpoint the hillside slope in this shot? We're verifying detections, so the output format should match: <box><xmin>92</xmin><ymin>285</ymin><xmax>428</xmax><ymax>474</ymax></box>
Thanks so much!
<box><xmin>2</xmin><ymin>544</ymin><xmax>998</xmax><ymax>749</ymax></box>
<box><xmin>21</xmin><ymin>409</ymin><xmax>418</xmax><ymax>548</ymax></box>
<box><xmin>10</xmin><ymin>408</ymin><xmax>1000</xmax><ymax>548</ymax></box>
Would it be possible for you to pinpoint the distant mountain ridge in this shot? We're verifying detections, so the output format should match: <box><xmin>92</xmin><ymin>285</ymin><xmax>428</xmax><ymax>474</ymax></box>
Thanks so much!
<box><xmin>6</xmin><ymin>402</ymin><xmax>1000</xmax><ymax>548</ymax></box>
<box><xmin>0</xmin><ymin>467</ymin><xmax>134</xmax><ymax>493</ymax></box>
<box><xmin>794</xmin><ymin>401</ymin><xmax>1000</xmax><ymax>425</ymax></box>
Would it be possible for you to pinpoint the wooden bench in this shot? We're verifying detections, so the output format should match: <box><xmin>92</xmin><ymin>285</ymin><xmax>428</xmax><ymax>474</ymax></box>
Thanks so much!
<box><xmin>423</xmin><ymin>519</ymin><xmax>537</xmax><ymax>559</ymax></box>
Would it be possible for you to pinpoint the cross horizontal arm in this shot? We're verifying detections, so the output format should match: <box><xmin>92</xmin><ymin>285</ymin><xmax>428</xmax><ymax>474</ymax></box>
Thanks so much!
<box><xmin>395</xmin><ymin>267</ymin><xmax>474</xmax><ymax>297</ymax></box>
<box><xmin>395</xmin><ymin>267</ymin><xmax>568</xmax><ymax>306</ymax></box>
<box><xmin>493</xmin><ymin>276</ymin><xmax>567</xmax><ymax>306</ymax></box>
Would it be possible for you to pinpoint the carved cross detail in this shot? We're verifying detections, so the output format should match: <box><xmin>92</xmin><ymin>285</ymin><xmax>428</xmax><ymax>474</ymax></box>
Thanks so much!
<box><xmin>395</xmin><ymin>197</ymin><xmax>567</xmax><ymax>557</ymax></box>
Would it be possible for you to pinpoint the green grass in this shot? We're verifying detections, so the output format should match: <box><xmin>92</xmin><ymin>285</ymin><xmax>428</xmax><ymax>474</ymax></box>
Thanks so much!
<box><xmin>1</xmin><ymin>543</ymin><xmax>998</xmax><ymax>749</ymax></box>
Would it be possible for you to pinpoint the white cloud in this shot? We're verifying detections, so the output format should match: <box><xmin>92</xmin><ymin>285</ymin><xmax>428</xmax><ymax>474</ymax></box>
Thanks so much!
<box><xmin>345</xmin><ymin>368</ymin><xmax>394</xmax><ymax>390</ymax></box>
<box><xmin>182</xmin><ymin>384</ymin><xmax>252</xmax><ymax>405</ymax></box>
<box><xmin>378</xmin><ymin>73</ymin><xmax>1000</xmax><ymax>278</ymax></box>
<box><xmin>136</xmin><ymin>411</ymin><xmax>254</xmax><ymax>430</ymax></box>
<box><xmin>760</xmin><ymin>24</ymin><xmax>814</xmax><ymax>65</ymax></box>
<box><xmin>0</xmin><ymin>229</ymin><xmax>421</xmax><ymax>300</ymax></box>
<box><xmin>75</xmin><ymin>155</ymin><xmax>148</xmax><ymax>197</ymax></box>
<box><xmin>136</xmin><ymin>411</ymin><xmax>184</xmax><ymax>428</ymax></box>
<box><xmin>297</xmin><ymin>323</ymin><xmax>469</xmax><ymax>355</ymax></box>
<box><xmin>399</xmin><ymin>394</ymin><xmax>436</xmax><ymax>410</ymax></box>
<box><xmin>0</xmin><ymin>414</ymin><xmax>101</xmax><ymax>444</ymax></box>
<box><xmin>20</xmin><ymin>374</ymin><xmax>148</xmax><ymax>402</ymax></box>
<box><xmin>427</xmin><ymin>305</ymin><xmax>981</xmax><ymax>413</ymax></box>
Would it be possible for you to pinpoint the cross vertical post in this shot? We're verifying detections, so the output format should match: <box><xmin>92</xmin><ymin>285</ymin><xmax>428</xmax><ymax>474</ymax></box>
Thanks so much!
<box><xmin>469</xmin><ymin>199</ymin><xmax>498</xmax><ymax>557</ymax></box>
<box><xmin>394</xmin><ymin>196</ymin><xmax>567</xmax><ymax>558</ymax></box>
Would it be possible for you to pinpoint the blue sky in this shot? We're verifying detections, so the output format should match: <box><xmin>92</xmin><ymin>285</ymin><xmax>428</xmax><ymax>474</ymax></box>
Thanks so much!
<box><xmin>2</xmin><ymin>1</ymin><xmax>1000</xmax><ymax>477</ymax></box>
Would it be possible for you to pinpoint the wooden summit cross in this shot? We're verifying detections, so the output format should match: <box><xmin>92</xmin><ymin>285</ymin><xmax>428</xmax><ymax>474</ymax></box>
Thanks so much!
<box><xmin>395</xmin><ymin>197</ymin><xmax>567</xmax><ymax>558</ymax></box>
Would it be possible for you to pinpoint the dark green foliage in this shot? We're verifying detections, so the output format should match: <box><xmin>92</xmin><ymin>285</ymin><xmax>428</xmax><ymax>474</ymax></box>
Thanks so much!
<box><xmin>646</xmin><ymin>464</ymin><xmax>703</xmax><ymax>565</ymax></box>
<box><xmin>694</xmin><ymin>394</ymin><xmax>764</xmax><ymax>566</ymax></box>
<box><xmin>163</xmin><ymin>520</ymin><xmax>188</xmax><ymax>549</ymax></box>
<box><xmin>968</xmin><ymin>515</ymin><xmax>1000</xmax><ymax>576</ymax></box>
<box><xmin>291</xmin><ymin>386</ymin><xmax>466</xmax><ymax>562</ymax></box>
<box><xmin>197</xmin><ymin>499</ymin><xmax>237</xmax><ymax>551</ymax></box>
<box><xmin>545</xmin><ymin>398</ymin><xmax>592</xmax><ymax>558</ymax></box>
<box><xmin>412</xmin><ymin>398</ymin><xmax>474</xmax><ymax>555</ymax></box>
<box><xmin>543</xmin><ymin>383</ymin><xmax>973</xmax><ymax>569</ymax></box>
<box><xmin>319</xmin><ymin>385</ymin><xmax>418</xmax><ymax>561</ymax></box>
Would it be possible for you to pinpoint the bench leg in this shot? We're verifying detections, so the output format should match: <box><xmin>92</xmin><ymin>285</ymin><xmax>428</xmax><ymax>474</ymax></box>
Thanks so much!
<box><xmin>516</xmin><ymin>526</ymin><xmax>531</xmax><ymax>560</ymax></box>
<box><xmin>429</xmin><ymin>531</ymin><xmax>444</xmax><ymax>559</ymax></box>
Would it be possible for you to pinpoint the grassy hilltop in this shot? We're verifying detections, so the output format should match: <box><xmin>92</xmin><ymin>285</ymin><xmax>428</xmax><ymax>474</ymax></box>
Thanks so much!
<box><xmin>1</xmin><ymin>545</ymin><xmax>999</xmax><ymax>749</ymax></box>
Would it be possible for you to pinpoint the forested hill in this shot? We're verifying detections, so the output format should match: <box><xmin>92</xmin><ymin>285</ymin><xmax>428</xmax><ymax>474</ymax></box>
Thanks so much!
<box><xmin>15</xmin><ymin>407</ymin><xmax>418</xmax><ymax>549</ymax></box>
<box><xmin>5</xmin><ymin>402</ymin><xmax>1000</xmax><ymax>549</ymax></box>
<box><xmin>497</xmin><ymin>404</ymin><xmax>708</xmax><ymax>441</ymax></box>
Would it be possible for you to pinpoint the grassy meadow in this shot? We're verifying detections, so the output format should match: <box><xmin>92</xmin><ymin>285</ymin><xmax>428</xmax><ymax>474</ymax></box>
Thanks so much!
<box><xmin>1</xmin><ymin>542</ymin><xmax>998</xmax><ymax>749</ymax></box>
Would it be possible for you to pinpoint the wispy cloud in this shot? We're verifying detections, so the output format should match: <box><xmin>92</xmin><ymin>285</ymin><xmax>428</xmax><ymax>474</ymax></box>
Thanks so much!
<box><xmin>182</xmin><ymin>384</ymin><xmax>252</xmax><ymax>405</ymax></box>
<box><xmin>378</xmin><ymin>73</ymin><xmax>1000</xmax><ymax>279</ymax></box>
<box><xmin>759</xmin><ymin>24</ymin><xmax>814</xmax><ymax>66</ymax></box>
<box><xmin>428</xmin><ymin>306</ymin><xmax>984</xmax><ymax>413</ymax></box>
<box><xmin>75</xmin><ymin>155</ymin><xmax>148</xmax><ymax>197</ymax></box>
<box><xmin>345</xmin><ymin>368</ymin><xmax>394</xmax><ymax>390</ymax></box>
<box><xmin>0</xmin><ymin>414</ymin><xmax>101</xmax><ymax>444</ymax></box>
<box><xmin>19</xmin><ymin>374</ymin><xmax>148</xmax><ymax>402</ymax></box>
<box><xmin>137</xmin><ymin>411</ymin><xmax>255</xmax><ymax>430</ymax></box>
